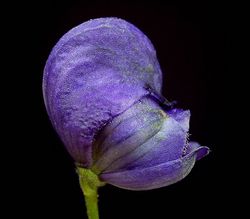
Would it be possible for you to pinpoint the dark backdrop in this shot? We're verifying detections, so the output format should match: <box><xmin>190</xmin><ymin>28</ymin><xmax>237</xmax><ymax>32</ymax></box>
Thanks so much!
<box><xmin>16</xmin><ymin>1</ymin><xmax>232</xmax><ymax>218</ymax></box>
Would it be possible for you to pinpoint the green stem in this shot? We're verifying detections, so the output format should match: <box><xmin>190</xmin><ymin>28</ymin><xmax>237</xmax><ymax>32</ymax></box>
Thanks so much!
<box><xmin>77</xmin><ymin>167</ymin><xmax>105</xmax><ymax>219</ymax></box>
<box><xmin>82</xmin><ymin>187</ymin><xmax>98</xmax><ymax>219</ymax></box>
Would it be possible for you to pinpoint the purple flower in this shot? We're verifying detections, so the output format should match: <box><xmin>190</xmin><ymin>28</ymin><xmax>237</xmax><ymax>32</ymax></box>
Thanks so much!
<box><xmin>43</xmin><ymin>17</ymin><xmax>209</xmax><ymax>191</ymax></box>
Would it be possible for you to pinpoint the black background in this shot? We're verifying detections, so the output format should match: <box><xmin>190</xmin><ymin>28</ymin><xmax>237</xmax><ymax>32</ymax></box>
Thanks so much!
<box><xmin>11</xmin><ymin>1</ymin><xmax>234</xmax><ymax>218</ymax></box>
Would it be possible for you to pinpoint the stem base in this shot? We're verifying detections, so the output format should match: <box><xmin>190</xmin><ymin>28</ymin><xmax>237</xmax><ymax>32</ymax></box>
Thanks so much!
<box><xmin>77</xmin><ymin>167</ymin><xmax>105</xmax><ymax>219</ymax></box>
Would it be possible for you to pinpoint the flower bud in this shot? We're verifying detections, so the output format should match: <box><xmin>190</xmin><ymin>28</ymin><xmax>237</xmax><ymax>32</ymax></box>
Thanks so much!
<box><xmin>43</xmin><ymin>17</ymin><xmax>209</xmax><ymax>191</ymax></box>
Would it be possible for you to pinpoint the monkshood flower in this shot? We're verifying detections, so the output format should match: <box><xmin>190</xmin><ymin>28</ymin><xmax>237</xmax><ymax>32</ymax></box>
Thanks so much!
<box><xmin>43</xmin><ymin>17</ymin><xmax>209</xmax><ymax>219</ymax></box>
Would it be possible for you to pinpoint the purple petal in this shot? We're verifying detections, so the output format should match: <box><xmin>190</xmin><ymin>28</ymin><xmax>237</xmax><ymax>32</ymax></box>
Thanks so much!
<box><xmin>92</xmin><ymin>108</ymin><xmax>165</xmax><ymax>173</ymax></box>
<box><xmin>120</xmin><ymin>115</ymin><xmax>188</xmax><ymax>169</ymax></box>
<box><xmin>189</xmin><ymin>141</ymin><xmax>210</xmax><ymax>160</ymax></box>
<box><xmin>100</xmin><ymin>146</ymin><xmax>207</xmax><ymax>190</ymax></box>
<box><xmin>167</xmin><ymin>108</ymin><xmax>190</xmax><ymax>131</ymax></box>
<box><xmin>43</xmin><ymin>18</ymin><xmax>163</xmax><ymax>166</ymax></box>
<box><xmin>94</xmin><ymin>105</ymin><xmax>191</xmax><ymax>173</ymax></box>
